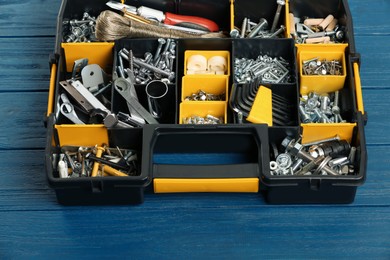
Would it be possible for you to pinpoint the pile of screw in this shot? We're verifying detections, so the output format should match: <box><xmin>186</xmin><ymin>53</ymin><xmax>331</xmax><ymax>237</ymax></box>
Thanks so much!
<box><xmin>56</xmin><ymin>145</ymin><xmax>138</xmax><ymax>178</ymax></box>
<box><xmin>230</xmin><ymin>0</ymin><xmax>286</xmax><ymax>39</ymax></box>
<box><xmin>182</xmin><ymin>115</ymin><xmax>224</xmax><ymax>124</ymax></box>
<box><xmin>302</xmin><ymin>58</ymin><xmax>343</xmax><ymax>75</ymax></box>
<box><xmin>117</xmin><ymin>38</ymin><xmax>176</xmax><ymax>84</ymax></box>
<box><xmin>290</xmin><ymin>14</ymin><xmax>345</xmax><ymax>44</ymax></box>
<box><xmin>270</xmin><ymin>136</ymin><xmax>356</xmax><ymax>176</ymax></box>
<box><xmin>63</xmin><ymin>12</ymin><xmax>97</xmax><ymax>43</ymax></box>
<box><xmin>299</xmin><ymin>91</ymin><xmax>345</xmax><ymax>123</ymax></box>
<box><xmin>230</xmin><ymin>18</ymin><xmax>285</xmax><ymax>39</ymax></box>
<box><xmin>184</xmin><ymin>90</ymin><xmax>225</xmax><ymax>101</ymax></box>
<box><xmin>234</xmin><ymin>55</ymin><xmax>293</xmax><ymax>84</ymax></box>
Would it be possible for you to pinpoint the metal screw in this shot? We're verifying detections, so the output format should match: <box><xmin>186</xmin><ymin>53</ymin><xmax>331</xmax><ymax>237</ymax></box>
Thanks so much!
<box><xmin>320</xmin><ymin>94</ymin><xmax>330</xmax><ymax>111</ymax></box>
<box><xmin>162</xmin><ymin>38</ymin><xmax>172</xmax><ymax>55</ymax></box>
<box><xmin>268</xmin><ymin>25</ymin><xmax>285</xmax><ymax>38</ymax></box>
<box><xmin>230</xmin><ymin>29</ymin><xmax>240</xmax><ymax>38</ymax></box>
<box><xmin>154</xmin><ymin>38</ymin><xmax>166</xmax><ymax>62</ymax></box>
<box><xmin>241</xmin><ymin>17</ymin><xmax>248</xmax><ymax>38</ymax></box>
<box><xmin>283</xmin><ymin>138</ymin><xmax>339</xmax><ymax>176</ymax></box>
<box><xmin>247</xmin><ymin>18</ymin><xmax>268</xmax><ymax>38</ymax></box>
<box><xmin>299</xmin><ymin>104</ymin><xmax>312</xmax><ymax>123</ymax></box>
<box><xmin>271</xmin><ymin>0</ymin><xmax>286</xmax><ymax>32</ymax></box>
<box><xmin>332</xmin><ymin>91</ymin><xmax>341</xmax><ymax>122</ymax></box>
<box><xmin>133</xmin><ymin>57</ymin><xmax>175</xmax><ymax>81</ymax></box>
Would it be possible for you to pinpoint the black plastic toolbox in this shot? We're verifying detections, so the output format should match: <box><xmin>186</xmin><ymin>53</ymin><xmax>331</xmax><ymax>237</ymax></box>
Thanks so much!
<box><xmin>45</xmin><ymin>0</ymin><xmax>367</xmax><ymax>205</ymax></box>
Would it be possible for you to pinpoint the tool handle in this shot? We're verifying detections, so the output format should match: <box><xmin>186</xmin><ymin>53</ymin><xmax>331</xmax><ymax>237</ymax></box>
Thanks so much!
<box><xmin>164</xmin><ymin>12</ymin><xmax>219</xmax><ymax>32</ymax></box>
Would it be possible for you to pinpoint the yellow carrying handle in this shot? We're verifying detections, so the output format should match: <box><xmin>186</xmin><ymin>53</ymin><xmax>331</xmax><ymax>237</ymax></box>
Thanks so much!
<box><xmin>353</xmin><ymin>63</ymin><xmax>365</xmax><ymax>114</ymax></box>
<box><xmin>47</xmin><ymin>64</ymin><xmax>57</xmax><ymax>116</ymax></box>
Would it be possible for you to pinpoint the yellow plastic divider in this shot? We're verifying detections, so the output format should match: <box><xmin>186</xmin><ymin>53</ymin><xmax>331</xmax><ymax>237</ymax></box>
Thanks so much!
<box><xmin>47</xmin><ymin>64</ymin><xmax>57</xmax><ymax>116</ymax></box>
<box><xmin>301</xmin><ymin>122</ymin><xmax>356</xmax><ymax>144</ymax></box>
<box><xmin>154</xmin><ymin>178</ymin><xmax>259</xmax><ymax>193</ymax></box>
<box><xmin>181</xmin><ymin>75</ymin><xmax>229</xmax><ymax>102</ymax></box>
<box><xmin>247</xmin><ymin>86</ymin><xmax>273</xmax><ymax>125</ymax></box>
<box><xmin>55</xmin><ymin>124</ymin><xmax>108</xmax><ymax>147</ymax></box>
<box><xmin>61</xmin><ymin>42</ymin><xmax>114</xmax><ymax>73</ymax></box>
<box><xmin>230</xmin><ymin>0</ymin><xmax>235</xmax><ymax>31</ymax></box>
<box><xmin>179</xmin><ymin>101</ymin><xmax>227</xmax><ymax>124</ymax></box>
<box><xmin>353</xmin><ymin>63</ymin><xmax>365</xmax><ymax>114</ymax></box>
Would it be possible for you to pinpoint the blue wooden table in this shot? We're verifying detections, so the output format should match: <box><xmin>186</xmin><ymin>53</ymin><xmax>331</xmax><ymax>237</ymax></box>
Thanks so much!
<box><xmin>0</xmin><ymin>0</ymin><xmax>389</xmax><ymax>258</ymax></box>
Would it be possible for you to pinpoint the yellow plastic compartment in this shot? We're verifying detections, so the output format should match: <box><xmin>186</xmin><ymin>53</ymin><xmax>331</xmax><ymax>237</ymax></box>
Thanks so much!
<box><xmin>179</xmin><ymin>101</ymin><xmax>227</xmax><ymax>124</ymax></box>
<box><xmin>184</xmin><ymin>50</ymin><xmax>230</xmax><ymax>76</ymax></box>
<box><xmin>181</xmin><ymin>75</ymin><xmax>229</xmax><ymax>102</ymax></box>
<box><xmin>301</xmin><ymin>122</ymin><xmax>356</xmax><ymax>144</ymax></box>
<box><xmin>55</xmin><ymin>43</ymin><xmax>114</xmax><ymax>146</ymax></box>
<box><xmin>61</xmin><ymin>42</ymin><xmax>114</xmax><ymax>73</ymax></box>
<box><xmin>154</xmin><ymin>178</ymin><xmax>259</xmax><ymax>193</ymax></box>
<box><xmin>299</xmin><ymin>48</ymin><xmax>347</xmax><ymax>95</ymax></box>
<box><xmin>55</xmin><ymin>125</ymin><xmax>108</xmax><ymax>147</ymax></box>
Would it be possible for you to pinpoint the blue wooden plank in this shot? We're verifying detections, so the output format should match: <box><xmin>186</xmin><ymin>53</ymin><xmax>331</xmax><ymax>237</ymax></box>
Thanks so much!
<box><xmin>349</xmin><ymin>0</ymin><xmax>390</xmax><ymax>36</ymax></box>
<box><xmin>363</xmin><ymin>89</ymin><xmax>390</xmax><ymax>145</ymax></box>
<box><xmin>356</xmin><ymin>36</ymin><xmax>390</xmax><ymax>89</ymax></box>
<box><xmin>0</xmin><ymin>38</ymin><xmax>53</xmax><ymax>92</ymax></box>
<box><xmin>0</xmin><ymin>92</ymin><xmax>47</xmax><ymax>149</ymax></box>
<box><xmin>0</xmin><ymin>0</ymin><xmax>60</xmax><ymax>37</ymax></box>
<box><xmin>0</xmin><ymin>206</ymin><xmax>389</xmax><ymax>258</ymax></box>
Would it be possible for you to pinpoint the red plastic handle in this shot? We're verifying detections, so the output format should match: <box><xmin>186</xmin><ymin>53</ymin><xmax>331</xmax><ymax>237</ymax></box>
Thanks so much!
<box><xmin>164</xmin><ymin>12</ymin><xmax>219</xmax><ymax>32</ymax></box>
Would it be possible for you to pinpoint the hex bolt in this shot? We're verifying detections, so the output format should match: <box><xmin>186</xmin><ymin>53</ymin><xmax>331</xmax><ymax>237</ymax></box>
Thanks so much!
<box><xmin>271</xmin><ymin>0</ymin><xmax>286</xmax><ymax>33</ymax></box>
<box><xmin>247</xmin><ymin>18</ymin><xmax>268</xmax><ymax>38</ymax></box>
<box><xmin>154</xmin><ymin>38</ymin><xmax>166</xmax><ymax>62</ymax></box>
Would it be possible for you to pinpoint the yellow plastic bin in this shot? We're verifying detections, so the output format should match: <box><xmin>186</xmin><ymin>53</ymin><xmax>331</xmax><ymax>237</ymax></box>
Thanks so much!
<box><xmin>299</xmin><ymin>50</ymin><xmax>347</xmax><ymax>95</ymax></box>
<box><xmin>181</xmin><ymin>76</ymin><xmax>228</xmax><ymax>102</ymax></box>
<box><xmin>179</xmin><ymin>101</ymin><xmax>227</xmax><ymax>124</ymax></box>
